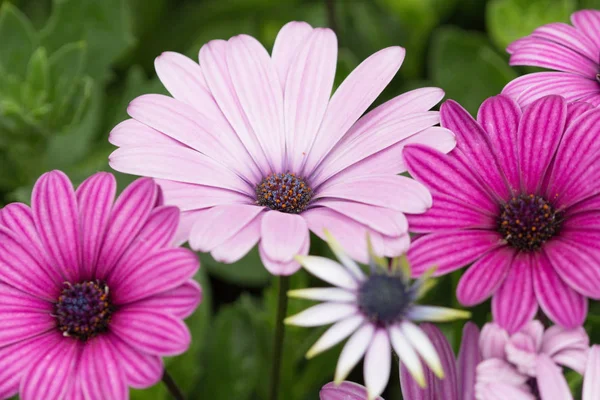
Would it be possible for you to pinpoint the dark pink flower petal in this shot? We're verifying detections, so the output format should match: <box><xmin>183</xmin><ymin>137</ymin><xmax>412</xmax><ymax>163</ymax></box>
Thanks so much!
<box><xmin>400</xmin><ymin>362</ymin><xmax>435</xmax><ymax>400</ymax></box>
<box><xmin>492</xmin><ymin>253</ymin><xmax>538</xmax><ymax>334</ymax></box>
<box><xmin>532</xmin><ymin>252</ymin><xmax>587</xmax><ymax>328</ymax></box>
<box><xmin>457</xmin><ymin>246</ymin><xmax>515</xmax><ymax>306</ymax></box>
<box><xmin>0</xmin><ymin>203</ymin><xmax>46</xmax><ymax>258</ymax></box>
<box><xmin>457</xmin><ymin>322</ymin><xmax>481</xmax><ymax>400</ymax></box>
<box><xmin>76</xmin><ymin>172</ymin><xmax>116</xmax><ymax>280</ymax></box>
<box><xmin>403</xmin><ymin>144</ymin><xmax>497</xmax><ymax>215</ymax></box>
<box><xmin>272</xmin><ymin>21</ymin><xmax>313</xmax><ymax>86</ymax></box>
<box><xmin>532</xmin><ymin>22</ymin><xmax>598</xmax><ymax>60</ymax></box>
<box><xmin>0</xmin><ymin>331</ymin><xmax>57</xmax><ymax>399</ymax></box>
<box><xmin>420</xmin><ymin>323</ymin><xmax>458</xmax><ymax>400</ymax></box>
<box><xmin>20</xmin><ymin>333</ymin><xmax>81</xmax><ymax>400</ymax></box>
<box><xmin>0</xmin><ymin>282</ymin><xmax>52</xmax><ymax>313</ymax></box>
<box><xmin>95</xmin><ymin>177</ymin><xmax>157</xmax><ymax>279</ymax></box>
<box><xmin>565</xmin><ymin>100</ymin><xmax>595</xmax><ymax>126</ymax></box>
<box><xmin>543</xmin><ymin>238</ymin><xmax>600</xmax><ymax>299</ymax></box>
<box><xmin>320</xmin><ymin>381</ymin><xmax>383</xmax><ymax>400</ymax></box>
<box><xmin>110</xmin><ymin>307</ymin><xmax>191</xmax><ymax>356</ymax></box>
<box><xmin>571</xmin><ymin>10</ymin><xmax>600</xmax><ymax>49</ymax></box>
<box><xmin>0</xmin><ymin>227</ymin><xmax>61</xmax><ymax>300</ymax></box>
<box><xmin>441</xmin><ymin>100</ymin><xmax>510</xmax><ymax>200</ymax></box>
<box><xmin>505</xmin><ymin>72</ymin><xmax>599</xmax><ymax>106</ymax></box>
<box><xmin>407</xmin><ymin>230</ymin><xmax>502</xmax><ymax>276</ymax></box>
<box><xmin>109</xmin><ymin>248</ymin><xmax>199</xmax><ymax>305</ymax></box>
<box><xmin>477</xmin><ymin>95</ymin><xmax>521</xmax><ymax>192</ymax></box>
<box><xmin>129</xmin><ymin>280</ymin><xmax>202</xmax><ymax>319</ymax></box>
<box><xmin>80</xmin><ymin>336</ymin><xmax>127</xmax><ymax>400</ymax></box>
<box><xmin>32</xmin><ymin>170</ymin><xmax>81</xmax><ymax>282</ymax></box>
<box><xmin>110</xmin><ymin>334</ymin><xmax>164</xmax><ymax>389</ymax></box>
<box><xmin>517</xmin><ymin>95</ymin><xmax>567</xmax><ymax>194</ymax></box>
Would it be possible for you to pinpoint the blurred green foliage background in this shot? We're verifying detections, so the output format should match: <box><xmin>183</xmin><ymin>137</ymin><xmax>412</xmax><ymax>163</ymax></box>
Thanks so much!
<box><xmin>1</xmin><ymin>0</ymin><xmax>599</xmax><ymax>398</ymax></box>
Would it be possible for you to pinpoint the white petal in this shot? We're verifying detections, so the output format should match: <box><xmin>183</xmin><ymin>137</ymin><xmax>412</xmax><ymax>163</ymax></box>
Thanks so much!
<box><xmin>401</xmin><ymin>321</ymin><xmax>444</xmax><ymax>378</ymax></box>
<box><xmin>406</xmin><ymin>305</ymin><xmax>471</xmax><ymax>322</ymax></box>
<box><xmin>335</xmin><ymin>323</ymin><xmax>375</xmax><ymax>383</ymax></box>
<box><xmin>296</xmin><ymin>255</ymin><xmax>359</xmax><ymax>289</ymax></box>
<box><xmin>284</xmin><ymin>302</ymin><xmax>357</xmax><ymax>327</ymax></box>
<box><xmin>288</xmin><ymin>288</ymin><xmax>357</xmax><ymax>303</ymax></box>
<box><xmin>389</xmin><ymin>324</ymin><xmax>425</xmax><ymax>387</ymax></box>
<box><xmin>306</xmin><ymin>315</ymin><xmax>365</xmax><ymax>359</ymax></box>
<box><xmin>583</xmin><ymin>346</ymin><xmax>600</xmax><ymax>400</ymax></box>
<box><xmin>364</xmin><ymin>329</ymin><xmax>392</xmax><ymax>400</ymax></box>
<box><xmin>324</xmin><ymin>230</ymin><xmax>366</xmax><ymax>281</ymax></box>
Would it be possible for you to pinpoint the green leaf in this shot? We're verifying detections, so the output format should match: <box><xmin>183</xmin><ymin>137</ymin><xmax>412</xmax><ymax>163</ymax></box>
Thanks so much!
<box><xmin>429</xmin><ymin>26</ymin><xmax>518</xmax><ymax>115</ymax></box>
<box><xmin>486</xmin><ymin>0</ymin><xmax>576</xmax><ymax>52</ymax></box>
<box><xmin>0</xmin><ymin>2</ymin><xmax>37</xmax><ymax>76</ymax></box>
<box><xmin>131</xmin><ymin>267</ymin><xmax>212</xmax><ymax>400</ymax></box>
<box><xmin>200</xmin><ymin>248</ymin><xmax>271</xmax><ymax>288</ymax></box>
<box><xmin>23</xmin><ymin>47</ymin><xmax>49</xmax><ymax>108</ymax></box>
<box><xmin>41</xmin><ymin>0</ymin><xmax>135</xmax><ymax>81</ymax></box>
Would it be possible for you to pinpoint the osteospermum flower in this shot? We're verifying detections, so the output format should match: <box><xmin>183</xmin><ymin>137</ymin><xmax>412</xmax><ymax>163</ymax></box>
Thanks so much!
<box><xmin>503</xmin><ymin>10</ymin><xmax>600</xmax><ymax>106</ymax></box>
<box><xmin>475</xmin><ymin>320</ymin><xmax>589</xmax><ymax>400</ymax></box>
<box><xmin>285</xmin><ymin>233</ymin><xmax>470</xmax><ymax>400</ymax></box>
<box><xmin>108</xmin><ymin>21</ymin><xmax>455</xmax><ymax>275</ymax></box>
<box><xmin>0</xmin><ymin>171</ymin><xmax>201</xmax><ymax>400</ymax></box>
<box><xmin>321</xmin><ymin>322</ymin><xmax>480</xmax><ymax>400</ymax></box>
<box><xmin>405</xmin><ymin>94</ymin><xmax>600</xmax><ymax>332</ymax></box>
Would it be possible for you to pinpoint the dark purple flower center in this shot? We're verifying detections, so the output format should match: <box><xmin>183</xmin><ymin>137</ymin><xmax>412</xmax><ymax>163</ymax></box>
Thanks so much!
<box><xmin>255</xmin><ymin>172</ymin><xmax>313</xmax><ymax>214</ymax></box>
<box><xmin>55</xmin><ymin>281</ymin><xmax>113</xmax><ymax>341</ymax></box>
<box><xmin>497</xmin><ymin>194</ymin><xmax>562</xmax><ymax>251</ymax></box>
<box><xmin>358</xmin><ymin>274</ymin><xmax>414</xmax><ymax>325</ymax></box>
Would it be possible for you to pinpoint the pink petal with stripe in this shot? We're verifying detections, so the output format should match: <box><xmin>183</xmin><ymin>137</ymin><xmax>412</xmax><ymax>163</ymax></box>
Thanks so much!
<box><xmin>571</xmin><ymin>10</ymin><xmax>600</xmax><ymax>50</ymax></box>
<box><xmin>458</xmin><ymin>322</ymin><xmax>481</xmax><ymax>400</ymax></box>
<box><xmin>32</xmin><ymin>170</ymin><xmax>81</xmax><ymax>282</ymax></box>
<box><xmin>260</xmin><ymin>211</ymin><xmax>309</xmax><ymax>263</ymax></box>
<box><xmin>532</xmin><ymin>22</ymin><xmax>598</xmax><ymax>60</ymax></box>
<box><xmin>272</xmin><ymin>21</ymin><xmax>313</xmax><ymax>87</ymax></box>
<box><xmin>80</xmin><ymin>336</ymin><xmax>127</xmax><ymax>400</ymax></box>
<box><xmin>156</xmin><ymin>179</ymin><xmax>252</xmax><ymax>212</ymax></box>
<box><xmin>130</xmin><ymin>279</ymin><xmax>202</xmax><ymax>319</ymax></box>
<box><xmin>421</xmin><ymin>323</ymin><xmax>459</xmax><ymax>400</ymax></box>
<box><xmin>110</xmin><ymin>334</ymin><xmax>164</xmax><ymax>389</ymax></box>
<box><xmin>0</xmin><ymin>203</ymin><xmax>46</xmax><ymax>258</ymax></box>
<box><xmin>407</xmin><ymin>196</ymin><xmax>496</xmax><ymax>233</ymax></box>
<box><xmin>479</xmin><ymin>323</ymin><xmax>510</xmax><ymax>360</ymax></box>
<box><xmin>541</xmin><ymin>325</ymin><xmax>589</xmax><ymax>374</ymax></box>
<box><xmin>457</xmin><ymin>246</ymin><xmax>515</xmax><ymax>306</ymax></box>
<box><xmin>320</xmin><ymin>381</ymin><xmax>383</xmax><ymax>400</ymax></box>
<box><xmin>492</xmin><ymin>253</ymin><xmax>538</xmax><ymax>334</ymax></box>
<box><xmin>507</xmin><ymin>72</ymin><xmax>599</xmax><ymax>106</ymax></box>
<box><xmin>211</xmin><ymin>215</ymin><xmax>262</xmax><ymax>263</ymax></box>
<box><xmin>407</xmin><ymin>230</ymin><xmax>502</xmax><ymax>276</ymax></box>
<box><xmin>109</xmin><ymin>118</ymin><xmax>183</xmax><ymax>148</ymax></box>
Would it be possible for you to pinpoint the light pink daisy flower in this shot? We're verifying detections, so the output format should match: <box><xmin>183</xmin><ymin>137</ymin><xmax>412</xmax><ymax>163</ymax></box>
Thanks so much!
<box><xmin>285</xmin><ymin>234</ymin><xmax>470</xmax><ymax>400</ymax></box>
<box><xmin>108</xmin><ymin>21</ymin><xmax>455</xmax><ymax>275</ymax></box>
<box><xmin>0</xmin><ymin>171</ymin><xmax>201</xmax><ymax>400</ymax></box>
<box><xmin>319</xmin><ymin>322</ymin><xmax>480</xmax><ymax>400</ymax></box>
<box><xmin>405</xmin><ymin>94</ymin><xmax>600</xmax><ymax>333</ymax></box>
<box><xmin>475</xmin><ymin>320</ymin><xmax>589</xmax><ymax>400</ymax></box>
<box><xmin>503</xmin><ymin>10</ymin><xmax>600</xmax><ymax>106</ymax></box>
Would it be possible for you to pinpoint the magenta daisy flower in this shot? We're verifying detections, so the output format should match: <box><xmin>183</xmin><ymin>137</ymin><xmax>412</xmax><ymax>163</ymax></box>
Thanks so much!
<box><xmin>285</xmin><ymin>233</ymin><xmax>470</xmax><ymax>400</ymax></box>
<box><xmin>503</xmin><ymin>10</ymin><xmax>600</xmax><ymax>106</ymax></box>
<box><xmin>475</xmin><ymin>320</ymin><xmax>589</xmax><ymax>400</ymax></box>
<box><xmin>0</xmin><ymin>171</ymin><xmax>201</xmax><ymax>400</ymax></box>
<box><xmin>404</xmin><ymin>94</ymin><xmax>600</xmax><ymax>333</ymax></box>
<box><xmin>108</xmin><ymin>21</ymin><xmax>455</xmax><ymax>275</ymax></box>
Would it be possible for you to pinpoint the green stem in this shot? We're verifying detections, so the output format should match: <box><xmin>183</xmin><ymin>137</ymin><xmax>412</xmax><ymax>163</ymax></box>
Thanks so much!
<box><xmin>269</xmin><ymin>276</ymin><xmax>290</xmax><ymax>400</ymax></box>
<box><xmin>162</xmin><ymin>369</ymin><xmax>185</xmax><ymax>400</ymax></box>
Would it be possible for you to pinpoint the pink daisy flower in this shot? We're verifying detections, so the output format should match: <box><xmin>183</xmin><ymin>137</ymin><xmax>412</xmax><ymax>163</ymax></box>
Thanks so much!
<box><xmin>404</xmin><ymin>94</ymin><xmax>600</xmax><ymax>333</ymax></box>
<box><xmin>285</xmin><ymin>233</ymin><xmax>470</xmax><ymax>400</ymax></box>
<box><xmin>319</xmin><ymin>322</ymin><xmax>481</xmax><ymax>400</ymax></box>
<box><xmin>108</xmin><ymin>21</ymin><xmax>455</xmax><ymax>275</ymax></box>
<box><xmin>503</xmin><ymin>10</ymin><xmax>600</xmax><ymax>106</ymax></box>
<box><xmin>475</xmin><ymin>320</ymin><xmax>589</xmax><ymax>400</ymax></box>
<box><xmin>0</xmin><ymin>171</ymin><xmax>201</xmax><ymax>400</ymax></box>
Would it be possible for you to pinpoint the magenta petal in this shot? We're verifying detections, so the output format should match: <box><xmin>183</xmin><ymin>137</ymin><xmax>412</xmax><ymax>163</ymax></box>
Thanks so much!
<box><xmin>260</xmin><ymin>211</ymin><xmax>309</xmax><ymax>263</ymax></box>
<box><xmin>571</xmin><ymin>10</ymin><xmax>600</xmax><ymax>50</ymax></box>
<box><xmin>110</xmin><ymin>334</ymin><xmax>164</xmax><ymax>389</ymax></box>
<box><xmin>420</xmin><ymin>323</ymin><xmax>458</xmax><ymax>400</ymax></box>
<box><xmin>407</xmin><ymin>230</ymin><xmax>502</xmax><ymax>276</ymax></box>
<box><xmin>76</xmin><ymin>172</ymin><xmax>116</xmax><ymax>280</ymax></box>
<box><xmin>476</xmin><ymin>95</ymin><xmax>521</xmax><ymax>192</ymax></box>
<box><xmin>20</xmin><ymin>333</ymin><xmax>80</xmax><ymax>400</ymax></box>
<box><xmin>0</xmin><ymin>331</ymin><xmax>57</xmax><ymax>399</ymax></box>
<box><xmin>457</xmin><ymin>246</ymin><xmax>515</xmax><ymax>306</ymax></box>
<box><xmin>95</xmin><ymin>177</ymin><xmax>157</xmax><ymax>279</ymax></box>
<box><xmin>0</xmin><ymin>227</ymin><xmax>60</xmax><ymax>300</ymax></box>
<box><xmin>0</xmin><ymin>307</ymin><xmax>54</xmax><ymax>347</ymax></box>
<box><xmin>516</xmin><ymin>95</ymin><xmax>567</xmax><ymax>194</ymax></box>
<box><xmin>532</xmin><ymin>22</ymin><xmax>598</xmax><ymax>60</ymax></box>
<box><xmin>532</xmin><ymin>252</ymin><xmax>587</xmax><ymax>328</ymax></box>
<box><xmin>130</xmin><ymin>280</ymin><xmax>202</xmax><ymax>319</ymax></box>
<box><xmin>565</xmin><ymin>100</ymin><xmax>595</xmax><ymax>126</ymax></box>
<box><xmin>0</xmin><ymin>203</ymin><xmax>46</xmax><ymax>258</ymax></box>
<box><xmin>80</xmin><ymin>336</ymin><xmax>127</xmax><ymax>400</ymax></box>
<box><xmin>400</xmin><ymin>362</ymin><xmax>434</xmax><ymax>400</ymax></box>
<box><xmin>110</xmin><ymin>248</ymin><xmax>199</xmax><ymax>304</ymax></box>
<box><xmin>320</xmin><ymin>381</ymin><xmax>383</xmax><ymax>400</ymax></box>
<box><xmin>403</xmin><ymin>144</ymin><xmax>497</xmax><ymax>215</ymax></box>
<box><xmin>0</xmin><ymin>282</ymin><xmax>53</xmax><ymax>312</ymax></box>
<box><xmin>492</xmin><ymin>253</ymin><xmax>538</xmax><ymax>334</ymax></box>
<box><xmin>441</xmin><ymin>100</ymin><xmax>510</xmax><ymax>200</ymax></box>
<box><xmin>457</xmin><ymin>322</ymin><xmax>481</xmax><ymax>400</ymax></box>
<box><xmin>32</xmin><ymin>170</ymin><xmax>81</xmax><ymax>282</ymax></box>
<box><xmin>110</xmin><ymin>307</ymin><xmax>191</xmax><ymax>356</ymax></box>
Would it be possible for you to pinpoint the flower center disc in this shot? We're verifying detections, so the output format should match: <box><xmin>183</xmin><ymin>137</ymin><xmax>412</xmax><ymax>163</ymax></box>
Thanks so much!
<box><xmin>497</xmin><ymin>194</ymin><xmax>562</xmax><ymax>251</ymax></box>
<box><xmin>358</xmin><ymin>274</ymin><xmax>412</xmax><ymax>325</ymax></box>
<box><xmin>255</xmin><ymin>172</ymin><xmax>313</xmax><ymax>214</ymax></box>
<box><xmin>55</xmin><ymin>281</ymin><xmax>113</xmax><ymax>341</ymax></box>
